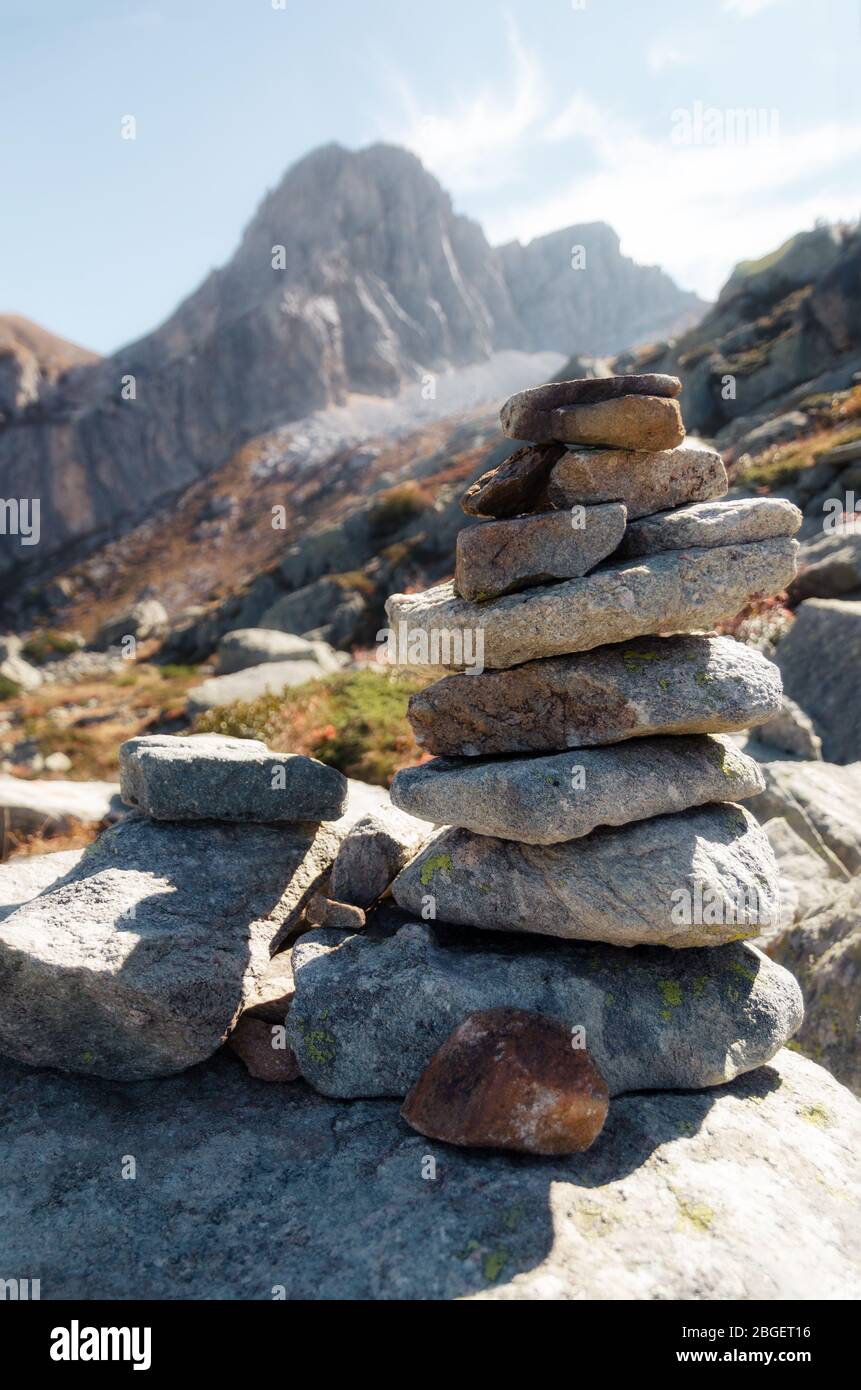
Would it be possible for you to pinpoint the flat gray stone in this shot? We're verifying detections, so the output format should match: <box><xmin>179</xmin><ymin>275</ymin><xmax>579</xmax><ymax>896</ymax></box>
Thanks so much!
<box><xmin>0</xmin><ymin>814</ymin><xmax>344</xmax><ymax>1080</ymax></box>
<box><xmin>619</xmin><ymin>497</ymin><xmax>801</xmax><ymax>556</ymax></box>
<box><xmin>755</xmin><ymin>695</ymin><xmax>822</xmax><ymax>761</ymax></box>
<box><xmin>390</xmin><ymin>736</ymin><xmax>764</xmax><ymax>844</ymax></box>
<box><xmin>407</xmin><ymin>634</ymin><xmax>783</xmax><ymax>756</ymax></box>
<box><xmin>747</xmin><ymin>758</ymin><xmax>861</xmax><ymax>874</ymax></box>
<box><xmin>548</xmin><ymin>444</ymin><xmax>728</xmax><ymax>521</ymax></box>
<box><xmin>0</xmin><ymin>849</ymin><xmax>85</xmax><ymax>923</ymax></box>
<box><xmin>386</xmin><ymin>537</ymin><xmax>798</xmax><ymax>672</ymax></box>
<box><xmin>119</xmin><ymin>733</ymin><xmax>348</xmax><ymax>823</ymax></box>
<box><xmin>778</xmin><ymin>598</ymin><xmax>861</xmax><ymax>763</ymax></box>
<box><xmin>500</xmin><ymin>375</ymin><xmax>681</xmax><ymax>443</ymax></box>
<box><xmin>186</xmin><ymin>659</ymin><xmax>329</xmax><ymax>714</ymax></box>
<box><xmin>330</xmin><ymin>802</ymin><xmax>433</xmax><ymax>908</ymax></box>
<box><xmin>1</xmin><ymin>1046</ymin><xmax>858</xmax><ymax>1299</ymax></box>
<box><xmin>0</xmin><ymin>774</ymin><xmax>123</xmax><ymax>833</ymax></box>
<box><xmin>288</xmin><ymin>919</ymin><xmax>800</xmax><ymax>1097</ymax></box>
<box><xmin>789</xmin><ymin>525</ymin><xmax>861</xmax><ymax>602</ymax></box>
<box><xmin>392</xmin><ymin>805</ymin><xmax>780</xmax><ymax>949</ymax></box>
<box><xmin>216</xmin><ymin>628</ymin><xmax>345</xmax><ymax>675</ymax></box>
<box><xmin>454</xmin><ymin>504</ymin><xmax>626</xmax><ymax>601</ymax></box>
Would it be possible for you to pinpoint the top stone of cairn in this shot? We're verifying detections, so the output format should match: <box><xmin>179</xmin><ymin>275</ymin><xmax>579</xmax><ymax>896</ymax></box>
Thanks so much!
<box><xmin>500</xmin><ymin>375</ymin><xmax>683</xmax><ymax>448</ymax></box>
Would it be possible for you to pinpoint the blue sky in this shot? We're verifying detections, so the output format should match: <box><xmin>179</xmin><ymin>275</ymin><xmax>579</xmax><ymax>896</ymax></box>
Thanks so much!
<box><xmin>2</xmin><ymin>0</ymin><xmax>859</xmax><ymax>354</ymax></box>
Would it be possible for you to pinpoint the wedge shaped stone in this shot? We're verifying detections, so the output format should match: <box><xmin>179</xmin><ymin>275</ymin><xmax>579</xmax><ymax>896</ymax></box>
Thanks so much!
<box><xmin>287</xmin><ymin>921</ymin><xmax>802</xmax><ymax>1098</ymax></box>
<box><xmin>460</xmin><ymin>442</ymin><xmax>565</xmax><ymax>518</ymax></box>
<box><xmin>390</xmin><ymin>735</ymin><xmax>764</xmax><ymax>844</ymax></box>
<box><xmin>454</xmin><ymin>503</ymin><xmax>626</xmax><ymax>601</ymax></box>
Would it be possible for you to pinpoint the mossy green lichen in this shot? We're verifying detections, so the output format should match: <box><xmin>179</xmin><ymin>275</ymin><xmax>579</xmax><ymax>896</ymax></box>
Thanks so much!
<box><xmin>419</xmin><ymin>853</ymin><xmax>453</xmax><ymax>886</ymax></box>
<box><xmin>800</xmin><ymin>1104</ymin><xmax>830</xmax><ymax>1129</ymax></box>
<box><xmin>658</xmin><ymin>979</ymin><xmax>683</xmax><ymax>1020</ymax></box>
<box><xmin>295</xmin><ymin>1015</ymin><xmax>337</xmax><ymax>1069</ymax></box>
<box><xmin>675</xmin><ymin>1194</ymin><xmax>715</xmax><ymax>1233</ymax></box>
<box><xmin>729</xmin><ymin>959</ymin><xmax>758</xmax><ymax>984</ymax></box>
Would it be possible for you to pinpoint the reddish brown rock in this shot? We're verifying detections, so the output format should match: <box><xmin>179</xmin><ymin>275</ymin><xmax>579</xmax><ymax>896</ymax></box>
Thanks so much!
<box><xmin>500</xmin><ymin>374</ymin><xmax>681</xmax><ymax>442</ymax></box>
<box><xmin>228</xmin><ymin>1016</ymin><xmax>301</xmax><ymax>1083</ymax></box>
<box><xmin>400</xmin><ymin>1007</ymin><xmax>609</xmax><ymax>1155</ymax></box>
<box><xmin>305</xmin><ymin>893</ymin><xmax>366</xmax><ymax>931</ymax></box>
<box><xmin>460</xmin><ymin>442</ymin><xmax>565</xmax><ymax>518</ymax></box>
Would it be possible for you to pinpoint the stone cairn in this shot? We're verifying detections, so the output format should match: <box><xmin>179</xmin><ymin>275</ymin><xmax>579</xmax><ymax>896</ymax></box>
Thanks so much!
<box><xmin>287</xmin><ymin>373</ymin><xmax>806</xmax><ymax>1154</ymax></box>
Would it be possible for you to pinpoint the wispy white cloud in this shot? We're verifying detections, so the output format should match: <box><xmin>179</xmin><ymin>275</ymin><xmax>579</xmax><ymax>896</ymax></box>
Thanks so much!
<box><xmin>391</xmin><ymin>24</ymin><xmax>860</xmax><ymax>300</ymax></box>
<box><xmin>390</xmin><ymin>16</ymin><xmax>545</xmax><ymax>193</ymax></box>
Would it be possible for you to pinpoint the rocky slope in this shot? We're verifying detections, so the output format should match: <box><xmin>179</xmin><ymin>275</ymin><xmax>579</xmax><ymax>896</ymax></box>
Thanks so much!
<box><xmin>610</xmin><ymin>224</ymin><xmax>861</xmax><ymax>453</ymax></box>
<box><xmin>0</xmin><ymin>143</ymin><xmax>703</xmax><ymax>592</ymax></box>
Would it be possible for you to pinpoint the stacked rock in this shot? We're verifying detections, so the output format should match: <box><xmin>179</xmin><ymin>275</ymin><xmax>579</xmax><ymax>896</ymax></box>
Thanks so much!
<box><xmin>297</xmin><ymin>373</ymin><xmax>807</xmax><ymax>1137</ymax></box>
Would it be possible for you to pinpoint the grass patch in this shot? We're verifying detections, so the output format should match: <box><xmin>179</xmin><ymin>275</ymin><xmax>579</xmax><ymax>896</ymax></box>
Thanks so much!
<box><xmin>367</xmin><ymin>483</ymin><xmax>429</xmax><ymax>539</ymax></box>
<box><xmin>21</xmin><ymin>630</ymin><xmax>79</xmax><ymax>665</ymax></box>
<box><xmin>0</xmin><ymin>675</ymin><xmax>22</xmax><ymax>701</ymax></box>
<box><xmin>194</xmin><ymin>667</ymin><xmax>428</xmax><ymax>785</ymax></box>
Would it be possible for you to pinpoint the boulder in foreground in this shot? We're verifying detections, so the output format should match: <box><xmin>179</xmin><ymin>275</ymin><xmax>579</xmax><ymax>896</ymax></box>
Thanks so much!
<box><xmin>287</xmin><ymin>921</ymin><xmax>802</xmax><ymax>1097</ymax></box>
<box><xmin>2</xmin><ymin>1046</ymin><xmax>858</xmax><ymax>1299</ymax></box>
<box><xmin>401</xmin><ymin>1008</ymin><xmax>609</xmax><ymax>1154</ymax></box>
<box><xmin>0</xmin><ymin>815</ymin><xmax>343</xmax><ymax>1079</ymax></box>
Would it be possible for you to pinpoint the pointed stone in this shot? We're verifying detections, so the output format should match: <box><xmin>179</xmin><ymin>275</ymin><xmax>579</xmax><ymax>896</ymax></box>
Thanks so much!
<box><xmin>385</xmin><ymin>537</ymin><xmax>798</xmax><ymax>673</ymax></box>
<box><xmin>454</xmin><ymin>503</ymin><xmax>627</xmax><ymax>601</ymax></box>
<box><xmin>390</xmin><ymin>735</ymin><xmax>765</xmax><ymax>844</ymax></box>
<box><xmin>547</xmin><ymin>444</ymin><xmax>728</xmax><ymax>520</ymax></box>
<box><xmin>619</xmin><ymin>497</ymin><xmax>802</xmax><ymax>556</ymax></box>
<box><xmin>460</xmin><ymin>442</ymin><xmax>565</xmax><ymax>518</ymax></box>
<box><xmin>500</xmin><ymin>374</ymin><xmax>681</xmax><ymax>441</ymax></box>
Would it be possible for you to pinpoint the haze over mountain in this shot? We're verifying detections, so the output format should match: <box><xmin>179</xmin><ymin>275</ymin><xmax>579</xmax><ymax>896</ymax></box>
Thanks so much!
<box><xmin>0</xmin><ymin>142</ymin><xmax>703</xmax><ymax>589</ymax></box>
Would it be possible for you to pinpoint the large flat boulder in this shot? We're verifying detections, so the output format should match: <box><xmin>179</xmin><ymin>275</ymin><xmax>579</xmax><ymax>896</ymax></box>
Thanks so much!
<box><xmin>386</xmin><ymin>537</ymin><xmax>798</xmax><ymax>672</ymax></box>
<box><xmin>287</xmin><ymin>920</ymin><xmax>801</xmax><ymax>1097</ymax></box>
<box><xmin>406</xmin><ymin>634</ymin><xmax>783</xmax><ymax>757</ymax></box>
<box><xmin>119</xmin><ymin>734</ymin><xmax>347</xmax><ymax>822</ymax></box>
<box><xmin>0</xmin><ymin>774</ymin><xmax>123</xmax><ymax>833</ymax></box>
<box><xmin>777</xmin><ymin>598</ymin><xmax>861</xmax><ymax>762</ymax></box>
<box><xmin>0</xmin><ymin>815</ymin><xmax>343</xmax><ymax>1080</ymax></box>
<box><xmin>548</xmin><ymin>444</ymin><xmax>728</xmax><ymax>521</ymax></box>
<box><xmin>392</xmin><ymin>805</ymin><xmax>781</xmax><ymax>949</ymax></box>
<box><xmin>1</xmin><ymin>1046</ymin><xmax>857</xmax><ymax>1299</ymax></box>
<box><xmin>391</xmin><ymin>736</ymin><xmax>764</xmax><ymax>844</ymax></box>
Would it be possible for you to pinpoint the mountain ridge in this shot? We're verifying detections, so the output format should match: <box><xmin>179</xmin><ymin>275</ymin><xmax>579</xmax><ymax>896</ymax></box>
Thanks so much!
<box><xmin>0</xmin><ymin>141</ymin><xmax>704</xmax><ymax>591</ymax></box>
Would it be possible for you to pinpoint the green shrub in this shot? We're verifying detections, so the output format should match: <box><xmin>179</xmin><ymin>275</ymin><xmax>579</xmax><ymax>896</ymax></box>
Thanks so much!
<box><xmin>367</xmin><ymin>484</ymin><xmax>428</xmax><ymax>538</ymax></box>
<box><xmin>0</xmin><ymin>675</ymin><xmax>21</xmax><ymax>701</ymax></box>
